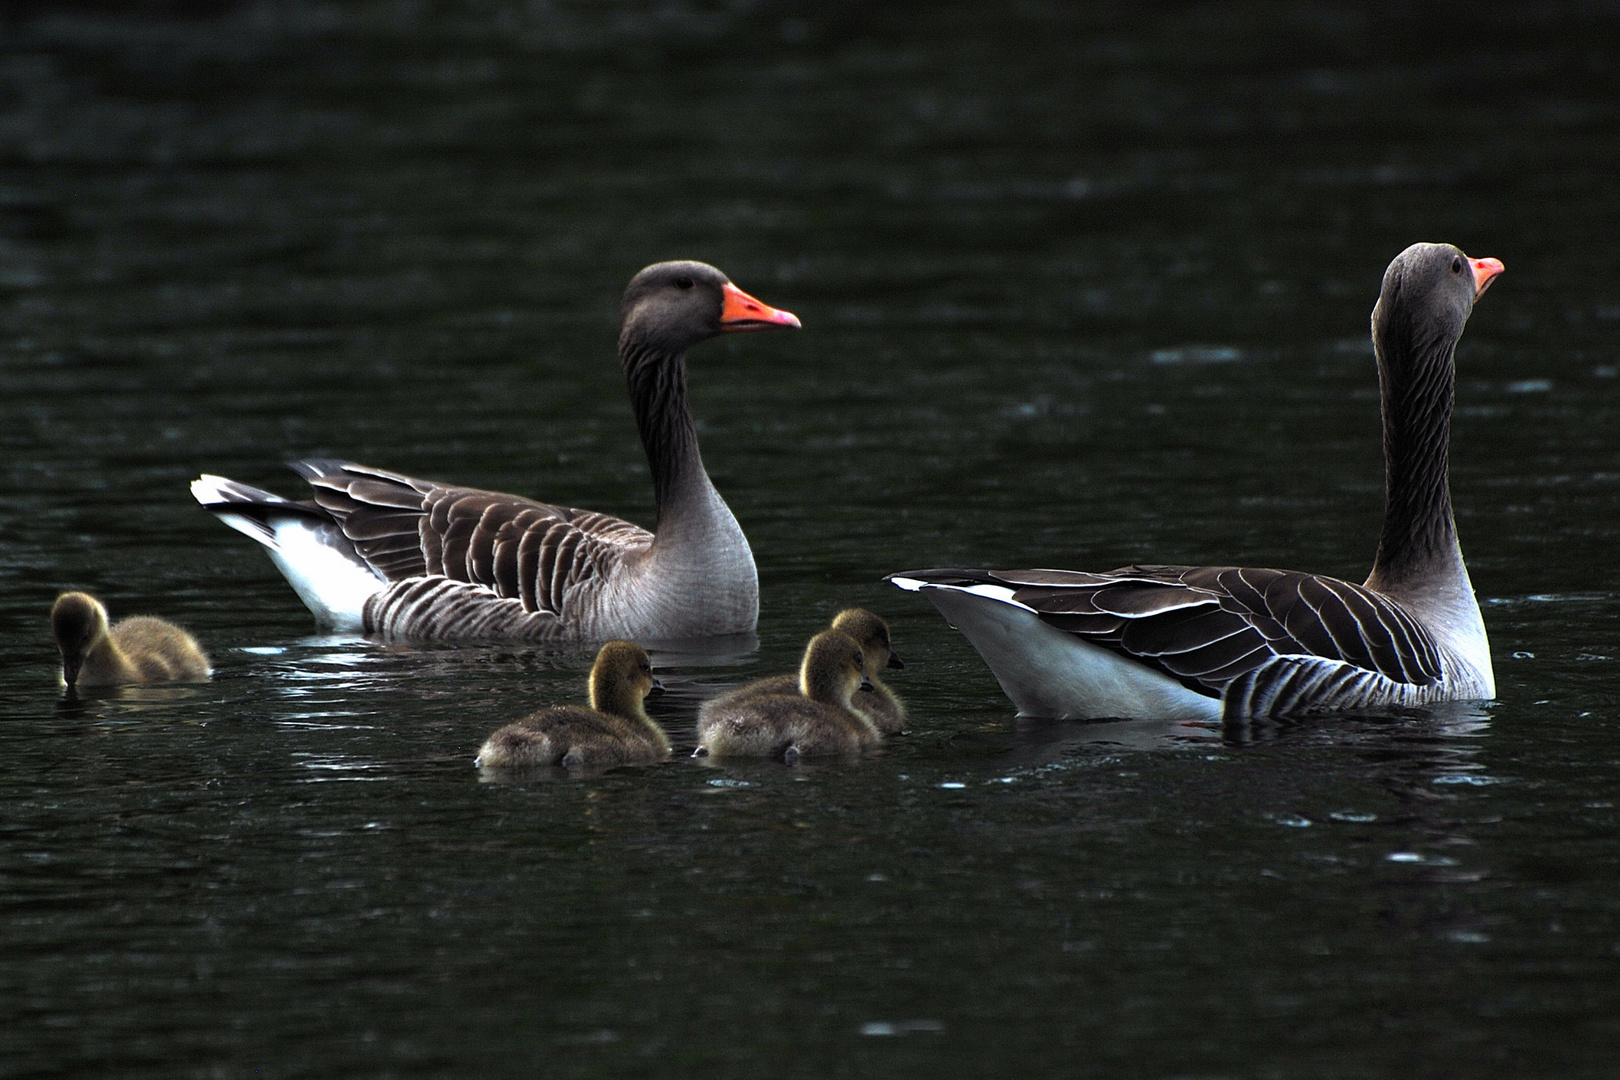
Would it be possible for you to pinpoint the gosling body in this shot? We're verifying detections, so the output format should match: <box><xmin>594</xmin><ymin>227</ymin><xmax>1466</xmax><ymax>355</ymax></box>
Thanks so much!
<box><xmin>704</xmin><ymin>609</ymin><xmax>908</xmax><ymax>734</ymax></box>
<box><xmin>476</xmin><ymin>641</ymin><xmax>670</xmax><ymax>770</ymax></box>
<box><xmin>52</xmin><ymin>592</ymin><xmax>211</xmax><ymax>688</ymax></box>
<box><xmin>696</xmin><ymin>630</ymin><xmax>880</xmax><ymax>763</ymax></box>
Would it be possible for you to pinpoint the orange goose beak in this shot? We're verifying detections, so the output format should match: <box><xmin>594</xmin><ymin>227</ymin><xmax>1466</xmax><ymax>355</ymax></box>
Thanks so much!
<box><xmin>1470</xmin><ymin>257</ymin><xmax>1504</xmax><ymax>301</ymax></box>
<box><xmin>719</xmin><ymin>282</ymin><xmax>802</xmax><ymax>332</ymax></box>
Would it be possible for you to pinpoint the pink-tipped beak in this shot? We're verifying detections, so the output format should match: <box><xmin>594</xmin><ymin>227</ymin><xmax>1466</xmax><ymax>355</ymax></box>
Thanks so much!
<box><xmin>1470</xmin><ymin>256</ymin><xmax>1504</xmax><ymax>300</ymax></box>
<box><xmin>719</xmin><ymin>282</ymin><xmax>802</xmax><ymax>332</ymax></box>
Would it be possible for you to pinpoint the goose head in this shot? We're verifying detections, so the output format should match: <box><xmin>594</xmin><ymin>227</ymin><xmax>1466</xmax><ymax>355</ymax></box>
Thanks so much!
<box><xmin>52</xmin><ymin>591</ymin><xmax>110</xmax><ymax>687</ymax></box>
<box><xmin>798</xmin><ymin>629</ymin><xmax>875</xmax><ymax>706</ymax></box>
<box><xmin>830</xmin><ymin>608</ymin><xmax>905</xmax><ymax>673</ymax></box>
<box><xmin>1372</xmin><ymin>243</ymin><xmax>1503</xmax><ymax>369</ymax></box>
<box><xmin>619</xmin><ymin>261</ymin><xmax>800</xmax><ymax>355</ymax></box>
<box><xmin>588</xmin><ymin>640</ymin><xmax>662</xmax><ymax>721</ymax></box>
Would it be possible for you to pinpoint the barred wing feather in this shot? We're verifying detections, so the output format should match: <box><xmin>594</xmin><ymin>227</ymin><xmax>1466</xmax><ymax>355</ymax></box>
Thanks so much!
<box><xmin>292</xmin><ymin>459</ymin><xmax>653</xmax><ymax>618</ymax></box>
<box><xmin>939</xmin><ymin>564</ymin><xmax>1445</xmax><ymax>704</ymax></box>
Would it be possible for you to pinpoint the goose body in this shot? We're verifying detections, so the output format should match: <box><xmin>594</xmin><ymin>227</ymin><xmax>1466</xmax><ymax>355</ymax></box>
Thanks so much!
<box><xmin>890</xmin><ymin>243</ymin><xmax>1502</xmax><ymax>720</ymax></box>
<box><xmin>475</xmin><ymin>641</ymin><xmax>669</xmax><ymax>769</ymax></box>
<box><xmin>696</xmin><ymin>630</ymin><xmax>881</xmax><ymax>762</ymax></box>
<box><xmin>52</xmin><ymin>592</ymin><xmax>212</xmax><ymax>688</ymax></box>
<box><xmin>704</xmin><ymin>609</ymin><xmax>909</xmax><ymax>733</ymax></box>
<box><xmin>193</xmin><ymin>261</ymin><xmax>800</xmax><ymax>642</ymax></box>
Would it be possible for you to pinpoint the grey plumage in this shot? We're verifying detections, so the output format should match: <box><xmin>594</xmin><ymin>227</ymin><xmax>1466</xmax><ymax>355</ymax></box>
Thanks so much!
<box><xmin>193</xmin><ymin>261</ymin><xmax>800</xmax><ymax>642</ymax></box>
<box><xmin>888</xmin><ymin>564</ymin><xmax>1455</xmax><ymax>717</ymax></box>
<box><xmin>891</xmin><ymin>242</ymin><xmax>1502</xmax><ymax>719</ymax></box>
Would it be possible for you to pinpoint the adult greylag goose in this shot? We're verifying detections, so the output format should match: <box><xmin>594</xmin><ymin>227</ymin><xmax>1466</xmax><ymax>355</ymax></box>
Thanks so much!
<box><xmin>475</xmin><ymin>641</ymin><xmax>669</xmax><ymax>769</ymax></box>
<box><xmin>695</xmin><ymin>630</ymin><xmax>881</xmax><ymax>763</ymax></box>
<box><xmin>702</xmin><ymin>608</ymin><xmax>908</xmax><ymax>733</ymax></box>
<box><xmin>889</xmin><ymin>242</ymin><xmax>1502</xmax><ymax>720</ymax></box>
<box><xmin>192</xmin><ymin>261</ymin><xmax>800</xmax><ymax>642</ymax></box>
<box><xmin>52</xmin><ymin>592</ymin><xmax>212</xmax><ymax>688</ymax></box>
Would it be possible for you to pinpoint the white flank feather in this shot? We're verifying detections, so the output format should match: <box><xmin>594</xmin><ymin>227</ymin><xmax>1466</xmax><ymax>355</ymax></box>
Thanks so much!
<box><xmin>193</xmin><ymin>475</ymin><xmax>382</xmax><ymax>632</ymax></box>
<box><xmin>919</xmin><ymin>584</ymin><xmax>1222</xmax><ymax>721</ymax></box>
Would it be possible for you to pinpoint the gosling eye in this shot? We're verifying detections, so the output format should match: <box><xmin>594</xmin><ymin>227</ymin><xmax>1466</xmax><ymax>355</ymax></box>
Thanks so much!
<box><xmin>1451</xmin><ymin>256</ymin><xmax>1463</xmax><ymax>275</ymax></box>
<box><xmin>675</xmin><ymin>276</ymin><xmax>694</xmax><ymax>290</ymax></box>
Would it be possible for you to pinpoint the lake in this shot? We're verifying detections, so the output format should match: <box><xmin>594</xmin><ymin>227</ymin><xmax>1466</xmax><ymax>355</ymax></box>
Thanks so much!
<box><xmin>2</xmin><ymin>2</ymin><xmax>1618</xmax><ymax>1076</ymax></box>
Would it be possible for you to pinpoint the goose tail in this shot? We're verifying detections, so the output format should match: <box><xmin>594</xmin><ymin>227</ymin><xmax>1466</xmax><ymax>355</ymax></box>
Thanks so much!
<box><xmin>191</xmin><ymin>473</ymin><xmax>383</xmax><ymax>632</ymax></box>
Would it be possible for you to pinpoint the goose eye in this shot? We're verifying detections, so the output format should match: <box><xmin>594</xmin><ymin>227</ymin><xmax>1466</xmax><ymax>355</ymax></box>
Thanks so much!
<box><xmin>675</xmin><ymin>276</ymin><xmax>694</xmax><ymax>290</ymax></box>
<box><xmin>1451</xmin><ymin>256</ymin><xmax>1463</xmax><ymax>274</ymax></box>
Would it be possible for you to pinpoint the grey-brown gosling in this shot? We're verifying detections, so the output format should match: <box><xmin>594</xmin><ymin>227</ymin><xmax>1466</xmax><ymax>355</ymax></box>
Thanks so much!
<box><xmin>51</xmin><ymin>591</ymin><xmax>212</xmax><ymax>688</ymax></box>
<box><xmin>695</xmin><ymin>630</ymin><xmax>880</xmax><ymax>764</ymax></box>
<box><xmin>475</xmin><ymin>641</ymin><xmax>670</xmax><ymax>770</ymax></box>
<box><xmin>702</xmin><ymin>608</ymin><xmax>908</xmax><ymax>734</ymax></box>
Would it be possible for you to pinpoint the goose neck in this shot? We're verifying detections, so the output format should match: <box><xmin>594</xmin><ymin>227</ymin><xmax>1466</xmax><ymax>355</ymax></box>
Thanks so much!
<box><xmin>590</xmin><ymin>671</ymin><xmax>651</xmax><ymax>726</ymax></box>
<box><xmin>1367</xmin><ymin>331</ymin><xmax>1461</xmax><ymax>593</ymax></box>
<box><xmin>799</xmin><ymin>667</ymin><xmax>852</xmax><ymax>708</ymax></box>
<box><xmin>619</xmin><ymin>339</ymin><xmax>711</xmax><ymax>526</ymax></box>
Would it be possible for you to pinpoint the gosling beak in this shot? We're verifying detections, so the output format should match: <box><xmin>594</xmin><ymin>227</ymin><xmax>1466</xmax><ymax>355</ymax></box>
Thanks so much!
<box><xmin>719</xmin><ymin>282</ymin><xmax>802</xmax><ymax>332</ymax></box>
<box><xmin>648</xmin><ymin>676</ymin><xmax>666</xmax><ymax>698</ymax></box>
<box><xmin>1470</xmin><ymin>256</ymin><xmax>1504</xmax><ymax>301</ymax></box>
<box><xmin>887</xmin><ymin>651</ymin><xmax>905</xmax><ymax>671</ymax></box>
<box><xmin>859</xmin><ymin>674</ymin><xmax>875</xmax><ymax>693</ymax></box>
<box><xmin>62</xmin><ymin>655</ymin><xmax>81</xmax><ymax>687</ymax></box>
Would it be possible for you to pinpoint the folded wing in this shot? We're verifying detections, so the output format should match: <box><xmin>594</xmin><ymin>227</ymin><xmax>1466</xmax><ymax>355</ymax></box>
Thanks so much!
<box><xmin>901</xmin><ymin>564</ymin><xmax>1444</xmax><ymax>701</ymax></box>
<box><xmin>294</xmin><ymin>459</ymin><xmax>653</xmax><ymax>618</ymax></box>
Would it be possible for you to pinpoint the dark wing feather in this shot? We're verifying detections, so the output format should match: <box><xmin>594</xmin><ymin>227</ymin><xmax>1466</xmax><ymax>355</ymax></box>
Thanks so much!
<box><xmin>915</xmin><ymin>562</ymin><xmax>1446</xmax><ymax>697</ymax></box>
<box><xmin>291</xmin><ymin>459</ymin><xmax>652</xmax><ymax>616</ymax></box>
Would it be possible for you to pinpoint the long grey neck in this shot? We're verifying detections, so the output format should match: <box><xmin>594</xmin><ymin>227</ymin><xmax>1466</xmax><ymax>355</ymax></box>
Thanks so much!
<box><xmin>620</xmin><ymin>338</ymin><xmax>715</xmax><ymax>531</ymax></box>
<box><xmin>615</xmin><ymin>331</ymin><xmax>757</xmax><ymax>637</ymax></box>
<box><xmin>1365</xmin><ymin>323</ymin><xmax>1464</xmax><ymax>599</ymax></box>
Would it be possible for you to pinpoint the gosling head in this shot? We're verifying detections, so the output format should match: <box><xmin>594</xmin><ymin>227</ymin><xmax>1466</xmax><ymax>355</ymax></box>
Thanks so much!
<box><xmin>51</xmin><ymin>591</ymin><xmax>110</xmax><ymax>687</ymax></box>
<box><xmin>620</xmin><ymin>260</ymin><xmax>801</xmax><ymax>355</ymax></box>
<box><xmin>829</xmin><ymin>608</ymin><xmax>904</xmax><ymax>673</ymax></box>
<box><xmin>798</xmin><ymin>630</ymin><xmax>875</xmax><ymax>706</ymax></box>
<box><xmin>588</xmin><ymin>640</ymin><xmax>662</xmax><ymax>720</ymax></box>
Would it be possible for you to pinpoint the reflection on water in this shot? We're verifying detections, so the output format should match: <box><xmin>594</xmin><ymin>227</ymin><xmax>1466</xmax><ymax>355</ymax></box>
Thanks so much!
<box><xmin>1</xmin><ymin>1</ymin><xmax>1618</xmax><ymax>1076</ymax></box>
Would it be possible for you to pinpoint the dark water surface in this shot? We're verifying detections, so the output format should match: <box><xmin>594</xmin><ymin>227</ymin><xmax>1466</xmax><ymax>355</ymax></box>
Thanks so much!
<box><xmin>3</xmin><ymin>2</ymin><xmax>1619</xmax><ymax>1076</ymax></box>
